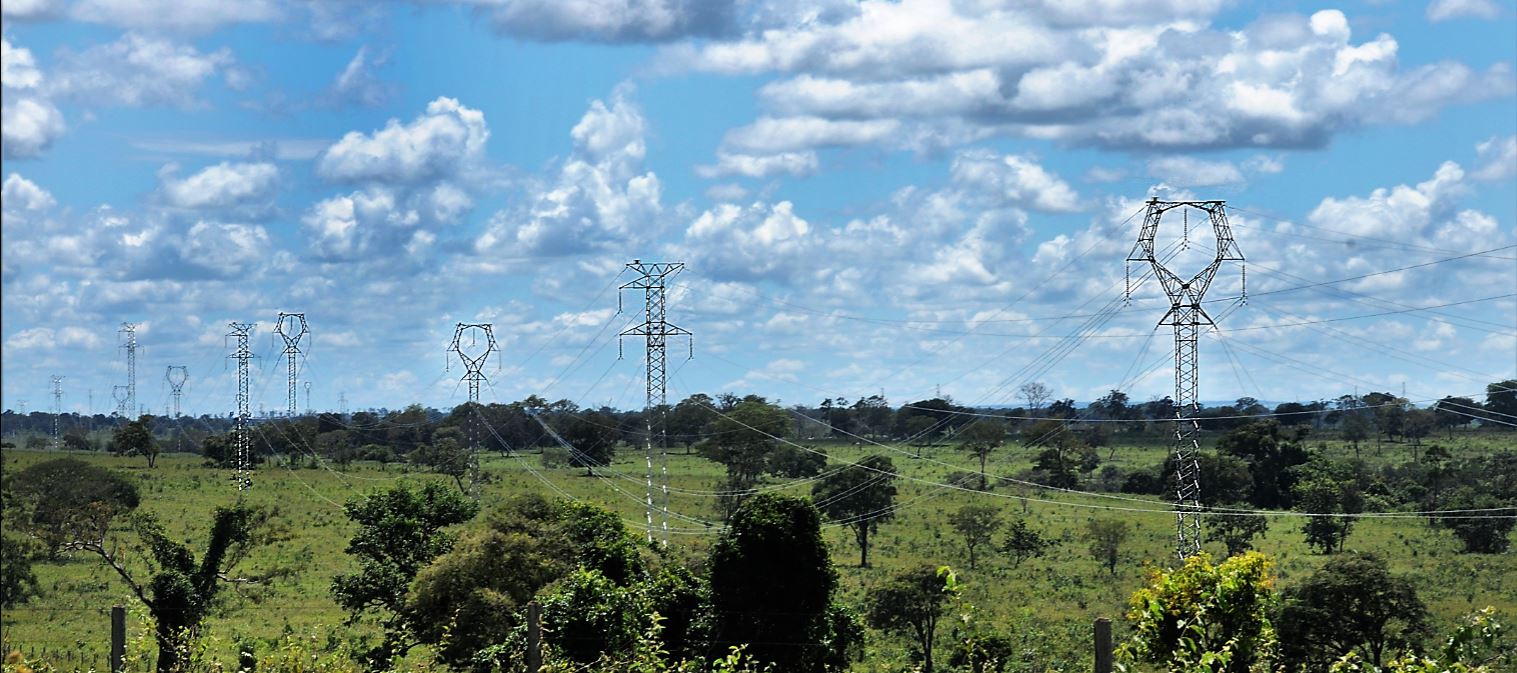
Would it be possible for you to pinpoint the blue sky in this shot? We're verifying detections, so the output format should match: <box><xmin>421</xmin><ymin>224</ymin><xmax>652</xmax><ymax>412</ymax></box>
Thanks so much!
<box><xmin>2</xmin><ymin>0</ymin><xmax>1514</xmax><ymax>418</ymax></box>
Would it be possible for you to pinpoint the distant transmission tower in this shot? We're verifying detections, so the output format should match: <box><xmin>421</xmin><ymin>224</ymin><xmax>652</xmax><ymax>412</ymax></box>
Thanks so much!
<box><xmin>338</xmin><ymin>392</ymin><xmax>348</xmax><ymax>416</ymax></box>
<box><xmin>51</xmin><ymin>376</ymin><xmax>63</xmax><ymax>449</ymax></box>
<box><xmin>165</xmin><ymin>366</ymin><xmax>188</xmax><ymax>418</ymax></box>
<box><xmin>304</xmin><ymin>381</ymin><xmax>313</xmax><ymax>416</ymax></box>
<box><xmin>1127</xmin><ymin>199</ymin><xmax>1244</xmax><ymax>559</ymax></box>
<box><xmin>274</xmin><ymin>313</ymin><xmax>309</xmax><ymax>418</ymax></box>
<box><xmin>447</xmin><ymin>323</ymin><xmax>498</xmax><ymax>497</ymax></box>
<box><xmin>227</xmin><ymin>322</ymin><xmax>256</xmax><ymax>491</ymax></box>
<box><xmin>119</xmin><ymin>323</ymin><xmax>138</xmax><ymax>418</ymax></box>
<box><xmin>111</xmin><ymin>386</ymin><xmax>129</xmax><ymax>417</ymax></box>
<box><xmin>619</xmin><ymin>259</ymin><xmax>693</xmax><ymax>544</ymax></box>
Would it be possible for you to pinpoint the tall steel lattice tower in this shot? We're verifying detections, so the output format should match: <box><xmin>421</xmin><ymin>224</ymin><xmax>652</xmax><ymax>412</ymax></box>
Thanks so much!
<box><xmin>448</xmin><ymin>323</ymin><xmax>499</xmax><ymax>404</ymax></box>
<box><xmin>227</xmin><ymin>322</ymin><xmax>255</xmax><ymax>491</ymax></box>
<box><xmin>304</xmin><ymin>381</ymin><xmax>313</xmax><ymax>416</ymax></box>
<box><xmin>274</xmin><ymin>313</ymin><xmax>309</xmax><ymax>418</ymax></box>
<box><xmin>165</xmin><ymin>366</ymin><xmax>188</xmax><ymax>418</ymax></box>
<box><xmin>119</xmin><ymin>323</ymin><xmax>138</xmax><ymax>418</ymax></box>
<box><xmin>619</xmin><ymin>260</ymin><xmax>693</xmax><ymax>545</ymax></box>
<box><xmin>51</xmin><ymin>376</ymin><xmax>63</xmax><ymax>449</ymax></box>
<box><xmin>1127</xmin><ymin>199</ymin><xmax>1244</xmax><ymax>559</ymax></box>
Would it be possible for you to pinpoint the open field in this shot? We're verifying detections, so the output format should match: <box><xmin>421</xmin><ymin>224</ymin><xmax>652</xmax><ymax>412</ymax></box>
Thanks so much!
<box><xmin>4</xmin><ymin>430</ymin><xmax>1514</xmax><ymax>671</ymax></box>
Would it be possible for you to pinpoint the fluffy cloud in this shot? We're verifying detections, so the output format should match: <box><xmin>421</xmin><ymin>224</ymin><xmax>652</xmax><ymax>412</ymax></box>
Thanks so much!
<box><xmin>317</xmin><ymin>97</ymin><xmax>488</xmax><ymax>184</ymax></box>
<box><xmin>1472</xmin><ymin>135</ymin><xmax>1516</xmax><ymax>181</ymax></box>
<box><xmin>1147</xmin><ymin>156</ymin><xmax>1245</xmax><ymax>187</ymax></box>
<box><xmin>696</xmin><ymin>150</ymin><xmax>818</xmax><ymax>178</ymax></box>
<box><xmin>678</xmin><ymin>4</ymin><xmax>1512</xmax><ymax>156</ymax></box>
<box><xmin>458</xmin><ymin>0</ymin><xmax>736</xmax><ymax>42</ymax></box>
<box><xmin>2</xmin><ymin>173</ymin><xmax>57</xmax><ymax>212</ymax></box>
<box><xmin>1426</xmin><ymin>0</ymin><xmax>1501</xmax><ymax>22</ymax></box>
<box><xmin>70</xmin><ymin>0</ymin><xmax>283</xmax><ymax>33</ymax></box>
<box><xmin>1</xmin><ymin>0</ymin><xmax>59</xmax><ymax>19</ymax></box>
<box><xmin>50</xmin><ymin>33</ymin><xmax>235</xmax><ymax>108</ymax></box>
<box><xmin>176</xmin><ymin>221</ymin><xmax>271</xmax><ymax>278</ymax></box>
<box><xmin>475</xmin><ymin>91</ymin><xmax>662</xmax><ymax>258</ymax></box>
<box><xmin>159</xmin><ymin>161</ymin><xmax>279</xmax><ymax>213</ymax></box>
<box><xmin>685</xmin><ymin>201</ymin><xmax>814</xmax><ymax>282</ymax></box>
<box><xmin>949</xmin><ymin>150</ymin><xmax>1081</xmax><ymax>213</ymax></box>
<box><xmin>1</xmin><ymin>38</ymin><xmax>65</xmax><ymax>159</ymax></box>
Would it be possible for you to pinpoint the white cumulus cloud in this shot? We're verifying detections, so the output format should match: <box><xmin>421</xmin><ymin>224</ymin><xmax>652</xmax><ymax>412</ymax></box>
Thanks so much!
<box><xmin>317</xmin><ymin>97</ymin><xmax>488</xmax><ymax>184</ymax></box>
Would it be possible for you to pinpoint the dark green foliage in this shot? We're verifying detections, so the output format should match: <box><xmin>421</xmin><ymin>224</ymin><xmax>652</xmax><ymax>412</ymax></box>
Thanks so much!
<box><xmin>708</xmin><ymin>493</ymin><xmax>851</xmax><ymax>673</ymax></box>
<box><xmin>866</xmin><ymin>565</ymin><xmax>956</xmax><ymax>673</ymax></box>
<box><xmin>331</xmin><ymin>481</ymin><xmax>479</xmax><ymax>669</ymax></box>
<box><xmin>559</xmin><ymin>408</ymin><xmax>621</xmax><ymax>475</ymax></box>
<box><xmin>948</xmin><ymin>631</ymin><xmax>1014</xmax><ymax>673</ymax></box>
<box><xmin>1207</xmin><ymin>505</ymin><xmax>1269</xmax><ymax>557</ymax></box>
<box><xmin>5</xmin><ymin>457</ymin><xmax>140</xmax><ymax>556</ymax></box>
<box><xmin>957</xmin><ymin>421</ymin><xmax>1005</xmax><ymax>490</ymax></box>
<box><xmin>1161</xmin><ymin>452</ymin><xmax>1252</xmax><ymax>504</ymax></box>
<box><xmin>1277</xmin><ymin>552</ymin><xmax>1430</xmax><ymax>669</ymax></box>
<box><xmin>1215</xmin><ymin>420</ymin><xmax>1310</xmax><ymax>509</ymax></box>
<box><xmin>949</xmin><ymin>504</ymin><xmax>999</xmax><ymax>570</ymax></box>
<box><xmin>112</xmin><ymin>415</ymin><xmax>159</xmax><ymax>467</ymax></box>
<box><xmin>646</xmin><ymin>564</ymin><xmax>707</xmax><ymax>663</ymax></box>
<box><xmin>999</xmin><ymin>518</ymin><xmax>1054</xmax><ymax>567</ymax></box>
<box><xmin>408</xmin><ymin>429</ymin><xmax>475</xmax><ymax>491</ymax></box>
<box><xmin>538</xmin><ymin>568</ymin><xmax>647</xmax><ymax>664</ymax></box>
<box><xmin>1292</xmin><ymin>457</ymin><xmax>1364</xmax><ymax>554</ymax></box>
<box><xmin>132</xmin><ymin>506</ymin><xmax>277</xmax><ymax>673</ymax></box>
<box><xmin>406</xmin><ymin>494</ymin><xmax>646</xmax><ymax>668</ymax></box>
<box><xmin>768</xmin><ymin>443</ymin><xmax>827</xmax><ymax>478</ymax></box>
<box><xmin>1437</xmin><ymin>487</ymin><xmax>1515</xmax><ymax>553</ymax></box>
<box><xmin>698</xmin><ymin>401</ymin><xmax>793</xmax><ymax>519</ymax></box>
<box><xmin>812</xmin><ymin>454</ymin><xmax>898</xmax><ymax>567</ymax></box>
<box><xmin>1487</xmin><ymin>380</ymin><xmax>1517</xmax><ymax>420</ymax></box>
<box><xmin>0</xmin><ymin>532</ymin><xmax>40</xmax><ymax>607</ymax></box>
<box><xmin>1085</xmin><ymin>519</ymin><xmax>1128</xmax><ymax>575</ymax></box>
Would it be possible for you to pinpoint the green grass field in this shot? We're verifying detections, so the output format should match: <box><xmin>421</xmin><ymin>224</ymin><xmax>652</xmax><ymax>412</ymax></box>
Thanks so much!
<box><xmin>3</xmin><ymin>432</ymin><xmax>1514</xmax><ymax>671</ymax></box>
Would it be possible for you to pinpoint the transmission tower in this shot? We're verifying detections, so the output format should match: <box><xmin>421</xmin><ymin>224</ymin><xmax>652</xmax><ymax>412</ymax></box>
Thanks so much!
<box><xmin>51</xmin><ymin>376</ymin><xmax>63</xmax><ymax>449</ymax></box>
<box><xmin>227</xmin><ymin>322</ymin><xmax>256</xmax><ymax>491</ymax></box>
<box><xmin>111</xmin><ymin>386</ymin><xmax>129</xmax><ymax>417</ymax></box>
<box><xmin>619</xmin><ymin>259</ymin><xmax>693</xmax><ymax>544</ymax></box>
<box><xmin>165</xmin><ymin>366</ymin><xmax>188</xmax><ymax>418</ymax></box>
<box><xmin>304</xmin><ymin>381</ymin><xmax>313</xmax><ymax>416</ymax></box>
<box><xmin>274</xmin><ymin>313</ymin><xmax>309</xmax><ymax>418</ymax></box>
<box><xmin>447</xmin><ymin>323</ymin><xmax>498</xmax><ymax>497</ymax></box>
<box><xmin>119</xmin><ymin>323</ymin><xmax>138</xmax><ymax>418</ymax></box>
<box><xmin>1127</xmin><ymin>198</ymin><xmax>1243</xmax><ymax>559</ymax></box>
<box><xmin>338</xmin><ymin>392</ymin><xmax>347</xmax><ymax>416</ymax></box>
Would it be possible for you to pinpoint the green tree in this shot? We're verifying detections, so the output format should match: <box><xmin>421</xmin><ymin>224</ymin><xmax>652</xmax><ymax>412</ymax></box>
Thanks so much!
<box><xmin>811</xmin><ymin>454</ymin><xmax>898</xmax><ymax>568</ymax></box>
<box><xmin>957</xmin><ymin>420</ymin><xmax>1005</xmax><ymax>490</ymax></box>
<box><xmin>1278</xmin><ymin>552</ymin><xmax>1429</xmax><ymax>670</ymax></box>
<box><xmin>1486</xmin><ymin>380</ymin><xmax>1517</xmax><ymax>420</ymax></box>
<box><xmin>0</xmin><ymin>533</ymin><xmax>40</xmax><ymax>607</ymax></box>
<box><xmin>1293</xmin><ymin>457</ymin><xmax>1363</xmax><ymax>554</ymax></box>
<box><xmin>112</xmin><ymin>415</ymin><xmax>159</xmax><ymax>467</ymax></box>
<box><xmin>408</xmin><ymin>433</ymin><xmax>475</xmax><ymax>492</ymax></box>
<box><xmin>407</xmin><ymin>495</ymin><xmax>646</xmax><ymax>667</ymax></box>
<box><xmin>5</xmin><ymin>457</ymin><xmax>140</xmax><ymax>557</ymax></box>
<box><xmin>999</xmin><ymin>518</ymin><xmax>1054</xmax><ymax>568</ymax></box>
<box><xmin>698</xmin><ymin>401</ymin><xmax>792</xmax><ymax>519</ymax></box>
<box><xmin>950</xmin><ymin>505</ymin><xmax>1000</xmax><ymax>570</ymax></box>
<box><xmin>1437</xmin><ymin>488</ymin><xmax>1515</xmax><ymax>553</ymax></box>
<box><xmin>560</xmin><ymin>409</ymin><xmax>621</xmax><ymax>475</ymax></box>
<box><xmin>1122</xmin><ymin>552</ymin><xmax>1279</xmax><ymax>673</ymax></box>
<box><xmin>537</xmin><ymin>567</ymin><xmax>648</xmax><ymax>665</ymax></box>
<box><xmin>331</xmin><ymin>482</ymin><xmax>479</xmax><ymax>669</ymax></box>
<box><xmin>1215</xmin><ymin>420</ymin><xmax>1311</xmax><ymax>509</ymax></box>
<box><xmin>1085</xmin><ymin>519</ymin><xmax>1128</xmax><ymax>576</ymax></box>
<box><xmin>708</xmin><ymin>493</ymin><xmax>855</xmax><ymax>673</ymax></box>
<box><xmin>78</xmin><ymin>505</ymin><xmax>282</xmax><ymax>672</ymax></box>
<box><xmin>1207</xmin><ymin>505</ymin><xmax>1269</xmax><ymax>557</ymax></box>
<box><xmin>867</xmin><ymin>565</ymin><xmax>957</xmax><ymax>673</ymax></box>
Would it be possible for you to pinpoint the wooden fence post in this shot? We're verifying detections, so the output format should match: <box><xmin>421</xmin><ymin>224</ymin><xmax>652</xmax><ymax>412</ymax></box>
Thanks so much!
<box><xmin>1094</xmin><ymin>616</ymin><xmax>1113</xmax><ymax>673</ymax></box>
<box><xmin>110</xmin><ymin>604</ymin><xmax>126</xmax><ymax>673</ymax></box>
<box><xmin>526</xmin><ymin>600</ymin><xmax>542</xmax><ymax>673</ymax></box>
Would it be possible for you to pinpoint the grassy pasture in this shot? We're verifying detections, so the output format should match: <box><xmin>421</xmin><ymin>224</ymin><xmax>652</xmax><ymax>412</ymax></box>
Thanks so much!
<box><xmin>2</xmin><ymin>431</ymin><xmax>1513</xmax><ymax>671</ymax></box>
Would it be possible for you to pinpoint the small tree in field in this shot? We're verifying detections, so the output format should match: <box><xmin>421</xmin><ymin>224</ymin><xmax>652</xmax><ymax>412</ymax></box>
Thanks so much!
<box><xmin>812</xmin><ymin>455</ymin><xmax>898</xmax><ymax>567</ymax></box>
<box><xmin>950</xmin><ymin>505</ymin><xmax>1000</xmax><ymax>570</ymax></box>
<box><xmin>957</xmin><ymin>421</ymin><xmax>1005</xmax><ymax>490</ymax></box>
<box><xmin>1437</xmin><ymin>488</ymin><xmax>1516</xmax><ymax>554</ymax></box>
<box><xmin>868</xmin><ymin>565</ymin><xmax>958</xmax><ymax>673</ymax></box>
<box><xmin>113</xmin><ymin>415</ymin><xmax>158</xmax><ymax>467</ymax></box>
<box><xmin>1277</xmin><ymin>552</ymin><xmax>1429</xmax><ymax>670</ymax></box>
<box><xmin>1208</xmin><ymin>505</ymin><xmax>1269</xmax><ymax>557</ymax></box>
<box><xmin>1085</xmin><ymin>519</ymin><xmax>1128</xmax><ymax>576</ymax></box>
<box><xmin>1000</xmin><ymin>518</ymin><xmax>1054</xmax><ymax>568</ymax></box>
